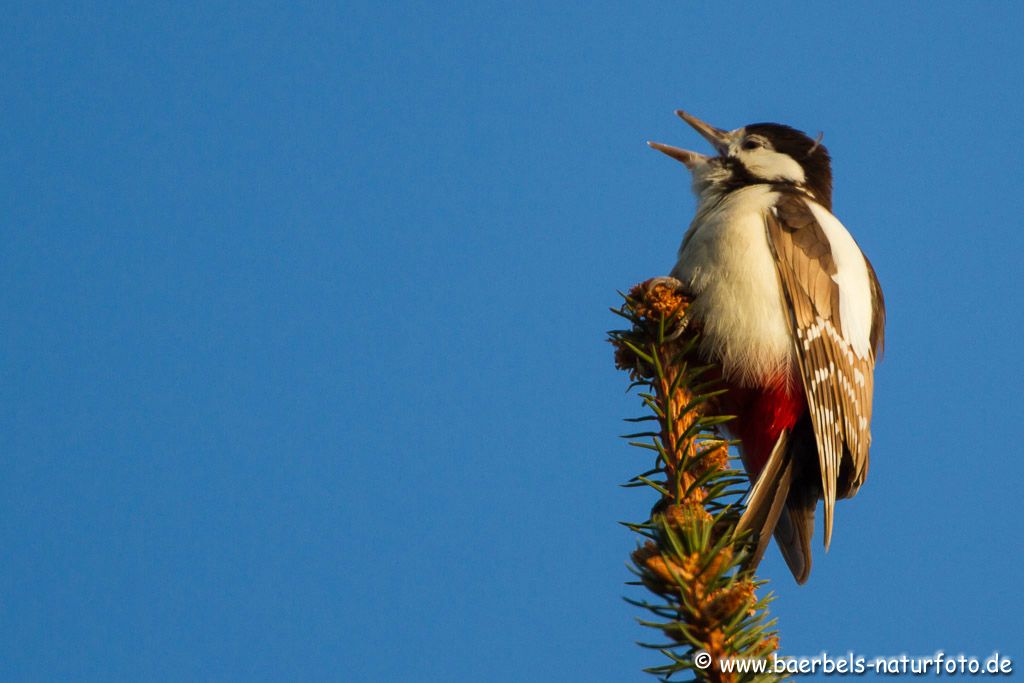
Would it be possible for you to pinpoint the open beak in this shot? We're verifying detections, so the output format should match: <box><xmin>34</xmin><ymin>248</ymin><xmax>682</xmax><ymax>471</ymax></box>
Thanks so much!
<box><xmin>674</xmin><ymin>110</ymin><xmax>730</xmax><ymax>153</ymax></box>
<box><xmin>647</xmin><ymin>109</ymin><xmax>732</xmax><ymax>169</ymax></box>
<box><xmin>646</xmin><ymin>141</ymin><xmax>707</xmax><ymax>169</ymax></box>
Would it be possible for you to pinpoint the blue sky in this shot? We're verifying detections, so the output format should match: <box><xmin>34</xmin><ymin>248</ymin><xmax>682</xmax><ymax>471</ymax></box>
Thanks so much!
<box><xmin>3</xmin><ymin>2</ymin><xmax>1023</xmax><ymax>680</ymax></box>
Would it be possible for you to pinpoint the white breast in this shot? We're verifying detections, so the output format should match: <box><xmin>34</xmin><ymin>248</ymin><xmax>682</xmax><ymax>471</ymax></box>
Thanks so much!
<box><xmin>671</xmin><ymin>185</ymin><xmax>795</xmax><ymax>387</ymax></box>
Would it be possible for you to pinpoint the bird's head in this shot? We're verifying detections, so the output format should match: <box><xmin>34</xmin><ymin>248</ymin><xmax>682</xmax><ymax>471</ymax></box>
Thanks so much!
<box><xmin>649</xmin><ymin>110</ymin><xmax>832</xmax><ymax>209</ymax></box>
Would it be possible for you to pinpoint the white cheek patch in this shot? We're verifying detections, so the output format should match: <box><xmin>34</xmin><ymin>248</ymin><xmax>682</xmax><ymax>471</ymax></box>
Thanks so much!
<box><xmin>739</xmin><ymin>149</ymin><xmax>806</xmax><ymax>184</ymax></box>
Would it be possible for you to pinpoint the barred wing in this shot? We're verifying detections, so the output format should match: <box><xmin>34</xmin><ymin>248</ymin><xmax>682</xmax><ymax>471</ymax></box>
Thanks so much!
<box><xmin>766</xmin><ymin>193</ymin><xmax>884</xmax><ymax>547</ymax></box>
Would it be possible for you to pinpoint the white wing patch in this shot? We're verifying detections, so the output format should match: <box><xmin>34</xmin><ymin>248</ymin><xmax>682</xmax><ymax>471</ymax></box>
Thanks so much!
<box><xmin>806</xmin><ymin>201</ymin><xmax>873</xmax><ymax>360</ymax></box>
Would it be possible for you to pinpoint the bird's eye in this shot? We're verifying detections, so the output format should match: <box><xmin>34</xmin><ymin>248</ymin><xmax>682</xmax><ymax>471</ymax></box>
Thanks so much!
<box><xmin>741</xmin><ymin>139</ymin><xmax>762</xmax><ymax>151</ymax></box>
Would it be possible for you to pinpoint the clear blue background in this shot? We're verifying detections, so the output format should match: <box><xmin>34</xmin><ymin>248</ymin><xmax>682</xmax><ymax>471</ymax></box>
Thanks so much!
<box><xmin>3</xmin><ymin>2</ymin><xmax>1022</xmax><ymax>680</ymax></box>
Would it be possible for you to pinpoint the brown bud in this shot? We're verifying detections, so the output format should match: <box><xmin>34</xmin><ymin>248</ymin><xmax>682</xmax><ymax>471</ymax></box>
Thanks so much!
<box><xmin>628</xmin><ymin>277</ymin><xmax>689</xmax><ymax>321</ymax></box>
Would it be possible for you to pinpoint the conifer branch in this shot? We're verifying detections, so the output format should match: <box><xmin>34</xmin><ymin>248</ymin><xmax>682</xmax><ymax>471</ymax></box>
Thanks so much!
<box><xmin>610</xmin><ymin>277</ymin><xmax>781</xmax><ymax>683</ymax></box>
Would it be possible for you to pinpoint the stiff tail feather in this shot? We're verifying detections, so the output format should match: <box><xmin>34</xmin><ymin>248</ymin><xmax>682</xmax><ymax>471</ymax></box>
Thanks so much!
<box><xmin>735</xmin><ymin>431</ymin><xmax>793</xmax><ymax>571</ymax></box>
<box><xmin>773</xmin><ymin>484</ymin><xmax>816</xmax><ymax>584</ymax></box>
<box><xmin>736</xmin><ymin>421</ymin><xmax>820</xmax><ymax>584</ymax></box>
<box><xmin>774</xmin><ymin>418</ymin><xmax>820</xmax><ymax>583</ymax></box>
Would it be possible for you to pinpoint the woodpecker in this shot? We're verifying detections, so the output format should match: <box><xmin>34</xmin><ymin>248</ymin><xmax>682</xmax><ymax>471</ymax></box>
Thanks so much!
<box><xmin>649</xmin><ymin>110</ymin><xmax>885</xmax><ymax>584</ymax></box>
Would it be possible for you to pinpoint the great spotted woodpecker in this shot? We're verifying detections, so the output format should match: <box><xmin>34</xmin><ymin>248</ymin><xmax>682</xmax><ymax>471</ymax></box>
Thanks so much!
<box><xmin>649</xmin><ymin>110</ymin><xmax>885</xmax><ymax>583</ymax></box>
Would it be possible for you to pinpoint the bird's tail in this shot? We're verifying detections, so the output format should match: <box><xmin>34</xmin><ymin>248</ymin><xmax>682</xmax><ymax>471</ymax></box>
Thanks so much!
<box><xmin>773</xmin><ymin>483</ymin><xmax>816</xmax><ymax>584</ymax></box>
<box><xmin>736</xmin><ymin>422</ymin><xmax>818</xmax><ymax>584</ymax></box>
<box><xmin>735</xmin><ymin>431</ymin><xmax>793</xmax><ymax>571</ymax></box>
<box><xmin>774</xmin><ymin>418</ymin><xmax>820</xmax><ymax>583</ymax></box>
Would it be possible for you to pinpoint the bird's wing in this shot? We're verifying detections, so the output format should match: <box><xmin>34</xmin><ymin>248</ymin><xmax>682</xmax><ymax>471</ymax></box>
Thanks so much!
<box><xmin>765</xmin><ymin>193</ymin><xmax>882</xmax><ymax>547</ymax></box>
